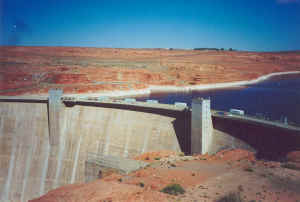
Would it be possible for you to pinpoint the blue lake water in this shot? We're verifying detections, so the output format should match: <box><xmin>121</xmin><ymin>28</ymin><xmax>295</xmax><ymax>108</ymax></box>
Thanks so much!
<box><xmin>136</xmin><ymin>73</ymin><xmax>300</xmax><ymax>125</ymax></box>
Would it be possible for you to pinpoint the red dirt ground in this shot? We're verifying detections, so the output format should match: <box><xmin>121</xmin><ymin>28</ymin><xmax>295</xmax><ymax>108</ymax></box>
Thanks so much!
<box><xmin>1</xmin><ymin>46</ymin><xmax>300</xmax><ymax>95</ymax></box>
<box><xmin>31</xmin><ymin>149</ymin><xmax>300</xmax><ymax>202</ymax></box>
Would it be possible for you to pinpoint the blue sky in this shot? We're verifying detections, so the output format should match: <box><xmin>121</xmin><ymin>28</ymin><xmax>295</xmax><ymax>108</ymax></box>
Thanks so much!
<box><xmin>1</xmin><ymin>0</ymin><xmax>300</xmax><ymax>51</ymax></box>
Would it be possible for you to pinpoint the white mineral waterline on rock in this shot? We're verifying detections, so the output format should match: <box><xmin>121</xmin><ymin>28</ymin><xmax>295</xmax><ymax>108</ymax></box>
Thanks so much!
<box><xmin>147</xmin><ymin>71</ymin><xmax>300</xmax><ymax>93</ymax></box>
<box><xmin>62</xmin><ymin>71</ymin><xmax>300</xmax><ymax>99</ymax></box>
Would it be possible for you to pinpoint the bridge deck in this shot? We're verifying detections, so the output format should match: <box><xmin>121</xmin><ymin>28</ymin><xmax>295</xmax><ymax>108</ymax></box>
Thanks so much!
<box><xmin>212</xmin><ymin>111</ymin><xmax>300</xmax><ymax>132</ymax></box>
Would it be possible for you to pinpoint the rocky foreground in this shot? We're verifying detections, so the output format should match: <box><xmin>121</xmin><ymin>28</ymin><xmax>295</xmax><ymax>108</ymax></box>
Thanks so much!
<box><xmin>1</xmin><ymin>46</ymin><xmax>300</xmax><ymax>95</ymax></box>
<box><xmin>31</xmin><ymin>150</ymin><xmax>300</xmax><ymax>202</ymax></box>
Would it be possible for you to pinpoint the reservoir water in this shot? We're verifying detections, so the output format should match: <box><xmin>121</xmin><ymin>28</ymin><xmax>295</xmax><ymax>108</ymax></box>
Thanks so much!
<box><xmin>136</xmin><ymin>73</ymin><xmax>300</xmax><ymax>126</ymax></box>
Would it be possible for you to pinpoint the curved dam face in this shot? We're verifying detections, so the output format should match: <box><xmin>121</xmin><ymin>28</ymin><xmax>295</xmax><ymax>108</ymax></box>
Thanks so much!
<box><xmin>0</xmin><ymin>101</ymin><xmax>182</xmax><ymax>202</ymax></box>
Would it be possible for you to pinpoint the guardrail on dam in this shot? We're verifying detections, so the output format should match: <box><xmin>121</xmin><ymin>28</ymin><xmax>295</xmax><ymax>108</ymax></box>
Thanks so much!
<box><xmin>0</xmin><ymin>92</ymin><xmax>300</xmax><ymax>201</ymax></box>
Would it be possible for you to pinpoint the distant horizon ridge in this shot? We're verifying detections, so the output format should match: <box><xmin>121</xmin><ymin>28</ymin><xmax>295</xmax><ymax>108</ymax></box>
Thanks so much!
<box><xmin>1</xmin><ymin>45</ymin><xmax>300</xmax><ymax>53</ymax></box>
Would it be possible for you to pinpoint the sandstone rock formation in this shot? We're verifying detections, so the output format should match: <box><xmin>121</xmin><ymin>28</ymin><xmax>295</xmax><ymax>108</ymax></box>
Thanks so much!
<box><xmin>1</xmin><ymin>46</ymin><xmax>299</xmax><ymax>95</ymax></box>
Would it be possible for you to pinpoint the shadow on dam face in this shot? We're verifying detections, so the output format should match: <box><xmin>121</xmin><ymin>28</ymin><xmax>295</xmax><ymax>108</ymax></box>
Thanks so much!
<box><xmin>212</xmin><ymin>116</ymin><xmax>300</xmax><ymax>161</ymax></box>
<box><xmin>172</xmin><ymin>110</ymin><xmax>191</xmax><ymax>154</ymax></box>
<box><xmin>65</xmin><ymin>101</ymin><xmax>192</xmax><ymax>154</ymax></box>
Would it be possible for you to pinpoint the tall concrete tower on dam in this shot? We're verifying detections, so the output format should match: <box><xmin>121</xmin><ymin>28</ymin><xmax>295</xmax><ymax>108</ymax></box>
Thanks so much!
<box><xmin>191</xmin><ymin>98</ymin><xmax>213</xmax><ymax>154</ymax></box>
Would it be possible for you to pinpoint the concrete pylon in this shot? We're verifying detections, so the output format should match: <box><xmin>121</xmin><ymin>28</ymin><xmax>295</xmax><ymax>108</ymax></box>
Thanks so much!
<box><xmin>191</xmin><ymin>98</ymin><xmax>213</xmax><ymax>154</ymax></box>
<box><xmin>48</xmin><ymin>89</ymin><xmax>63</xmax><ymax>146</ymax></box>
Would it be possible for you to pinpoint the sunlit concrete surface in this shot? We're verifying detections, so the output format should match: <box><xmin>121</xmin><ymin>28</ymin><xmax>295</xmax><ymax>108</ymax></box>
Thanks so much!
<box><xmin>0</xmin><ymin>99</ymin><xmax>182</xmax><ymax>201</ymax></box>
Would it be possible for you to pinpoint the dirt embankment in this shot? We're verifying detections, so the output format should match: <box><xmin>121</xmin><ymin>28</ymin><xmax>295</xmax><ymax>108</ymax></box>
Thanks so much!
<box><xmin>1</xmin><ymin>46</ymin><xmax>300</xmax><ymax>95</ymax></box>
<box><xmin>31</xmin><ymin>149</ymin><xmax>300</xmax><ymax>202</ymax></box>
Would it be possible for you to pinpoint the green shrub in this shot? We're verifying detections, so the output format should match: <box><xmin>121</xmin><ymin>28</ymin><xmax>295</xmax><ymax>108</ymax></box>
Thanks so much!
<box><xmin>139</xmin><ymin>182</ymin><xmax>145</xmax><ymax>187</ymax></box>
<box><xmin>243</xmin><ymin>167</ymin><xmax>254</xmax><ymax>172</ymax></box>
<box><xmin>154</xmin><ymin>157</ymin><xmax>161</xmax><ymax>160</ymax></box>
<box><xmin>178</xmin><ymin>152</ymin><xmax>185</xmax><ymax>157</ymax></box>
<box><xmin>281</xmin><ymin>163</ymin><xmax>300</xmax><ymax>171</ymax></box>
<box><xmin>160</xmin><ymin>184</ymin><xmax>185</xmax><ymax>195</ymax></box>
<box><xmin>238</xmin><ymin>185</ymin><xmax>244</xmax><ymax>192</ymax></box>
<box><xmin>216</xmin><ymin>192</ymin><xmax>244</xmax><ymax>202</ymax></box>
<box><xmin>260</xmin><ymin>173</ymin><xmax>267</xmax><ymax>178</ymax></box>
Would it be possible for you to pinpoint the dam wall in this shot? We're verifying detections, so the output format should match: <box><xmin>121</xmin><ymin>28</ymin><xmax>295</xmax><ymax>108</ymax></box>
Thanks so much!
<box><xmin>1</xmin><ymin>95</ymin><xmax>299</xmax><ymax>201</ymax></box>
<box><xmin>210</xmin><ymin>115</ymin><xmax>300</xmax><ymax>159</ymax></box>
<box><xmin>0</xmin><ymin>101</ymin><xmax>183</xmax><ymax>202</ymax></box>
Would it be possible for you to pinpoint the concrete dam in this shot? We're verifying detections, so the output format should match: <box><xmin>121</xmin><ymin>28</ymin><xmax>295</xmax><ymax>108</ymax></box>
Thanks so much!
<box><xmin>0</xmin><ymin>93</ymin><xmax>300</xmax><ymax>201</ymax></box>
<box><xmin>0</xmin><ymin>94</ymin><xmax>185</xmax><ymax>202</ymax></box>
